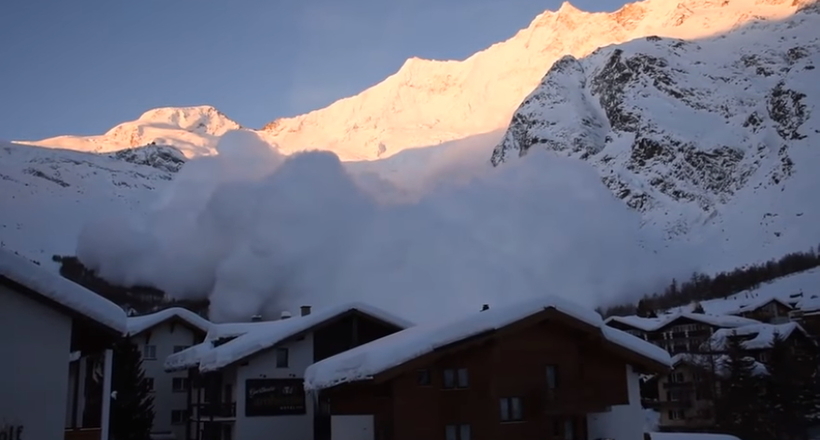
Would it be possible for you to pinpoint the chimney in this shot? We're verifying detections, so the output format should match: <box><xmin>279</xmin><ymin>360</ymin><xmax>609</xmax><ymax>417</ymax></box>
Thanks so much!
<box><xmin>300</xmin><ymin>306</ymin><xmax>312</xmax><ymax>317</ymax></box>
<box><xmin>481</xmin><ymin>304</ymin><xmax>489</xmax><ymax>312</ymax></box>
<box><xmin>280</xmin><ymin>311</ymin><xmax>292</xmax><ymax>320</ymax></box>
<box><xmin>251</xmin><ymin>314</ymin><xmax>262</xmax><ymax>322</ymax></box>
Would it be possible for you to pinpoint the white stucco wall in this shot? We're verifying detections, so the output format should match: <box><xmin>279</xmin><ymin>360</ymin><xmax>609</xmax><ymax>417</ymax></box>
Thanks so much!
<box><xmin>331</xmin><ymin>415</ymin><xmax>374</xmax><ymax>440</ymax></box>
<box><xmin>587</xmin><ymin>364</ymin><xmax>644</xmax><ymax>440</ymax></box>
<box><xmin>0</xmin><ymin>284</ymin><xmax>73</xmax><ymax>440</ymax></box>
<box><xmin>233</xmin><ymin>333</ymin><xmax>314</xmax><ymax>440</ymax></box>
<box><xmin>134</xmin><ymin>320</ymin><xmax>202</xmax><ymax>439</ymax></box>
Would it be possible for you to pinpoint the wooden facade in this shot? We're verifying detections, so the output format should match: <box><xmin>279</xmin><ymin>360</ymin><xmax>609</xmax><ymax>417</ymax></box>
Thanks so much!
<box><xmin>322</xmin><ymin>310</ymin><xmax>667</xmax><ymax>440</ymax></box>
<box><xmin>733</xmin><ymin>299</ymin><xmax>792</xmax><ymax>324</ymax></box>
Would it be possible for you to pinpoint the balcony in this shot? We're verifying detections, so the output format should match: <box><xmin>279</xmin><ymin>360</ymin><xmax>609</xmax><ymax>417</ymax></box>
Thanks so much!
<box><xmin>194</xmin><ymin>402</ymin><xmax>236</xmax><ymax>419</ymax></box>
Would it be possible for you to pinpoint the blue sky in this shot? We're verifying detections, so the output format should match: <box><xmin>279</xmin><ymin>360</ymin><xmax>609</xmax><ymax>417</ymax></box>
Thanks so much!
<box><xmin>0</xmin><ymin>0</ymin><xmax>626</xmax><ymax>140</ymax></box>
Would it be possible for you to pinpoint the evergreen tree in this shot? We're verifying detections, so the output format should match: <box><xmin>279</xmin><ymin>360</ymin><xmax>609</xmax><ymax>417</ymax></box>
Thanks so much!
<box><xmin>763</xmin><ymin>331</ymin><xmax>810</xmax><ymax>440</ymax></box>
<box><xmin>691</xmin><ymin>301</ymin><xmax>705</xmax><ymax>314</ymax></box>
<box><xmin>636</xmin><ymin>299</ymin><xmax>657</xmax><ymax>318</ymax></box>
<box><xmin>714</xmin><ymin>334</ymin><xmax>766</xmax><ymax>440</ymax></box>
<box><xmin>110</xmin><ymin>337</ymin><xmax>154</xmax><ymax>440</ymax></box>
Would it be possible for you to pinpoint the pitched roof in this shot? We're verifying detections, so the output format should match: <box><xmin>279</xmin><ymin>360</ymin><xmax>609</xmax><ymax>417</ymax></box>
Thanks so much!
<box><xmin>165</xmin><ymin>302</ymin><xmax>413</xmax><ymax>373</ymax></box>
<box><xmin>304</xmin><ymin>296</ymin><xmax>672</xmax><ymax>391</ymax></box>
<box><xmin>605</xmin><ymin>312</ymin><xmax>759</xmax><ymax>332</ymax></box>
<box><xmin>0</xmin><ymin>248</ymin><xmax>127</xmax><ymax>335</ymax></box>
<box><xmin>127</xmin><ymin>307</ymin><xmax>212</xmax><ymax>336</ymax></box>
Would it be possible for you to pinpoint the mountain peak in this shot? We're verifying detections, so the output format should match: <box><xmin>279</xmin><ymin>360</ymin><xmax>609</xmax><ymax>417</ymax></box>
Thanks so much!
<box><xmin>558</xmin><ymin>1</ymin><xmax>584</xmax><ymax>15</ymax></box>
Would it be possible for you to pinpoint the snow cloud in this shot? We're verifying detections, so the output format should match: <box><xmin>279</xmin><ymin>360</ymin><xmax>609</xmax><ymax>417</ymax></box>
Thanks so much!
<box><xmin>76</xmin><ymin>130</ymin><xmax>688</xmax><ymax>323</ymax></box>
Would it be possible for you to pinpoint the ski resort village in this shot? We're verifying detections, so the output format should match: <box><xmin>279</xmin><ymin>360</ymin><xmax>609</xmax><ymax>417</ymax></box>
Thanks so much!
<box><xmin>2</xmin><ymin>0</ymin><xmax>820</xmax><ymax>439</ymax></box>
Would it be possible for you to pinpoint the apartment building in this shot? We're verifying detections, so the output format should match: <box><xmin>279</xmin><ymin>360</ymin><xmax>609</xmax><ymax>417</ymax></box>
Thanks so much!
<box><xmin>164</xmin><ymin>303</ymin><xmax>412</xmax><ymax>440</ymax></box>
<box><xmin>127</xmin><ymin>308</ymin><xmax>212</xmax><ymax>439</ymax></box>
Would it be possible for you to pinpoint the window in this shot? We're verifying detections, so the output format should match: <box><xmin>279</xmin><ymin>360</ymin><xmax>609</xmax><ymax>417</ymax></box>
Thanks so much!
<box><xmin>457</xmin><ymin>368</ymin><xmax>469</xmax><ymax>388</ymax></box>
<box><xmin>445</xmin><ymin>424</ymin><xmax>471</xmax><ymax>440</ymax></box>
<box><xmin>443</xmin><ymin>369</ymin><xmax>468</xmax><ymax>389</ymax></box>
<box><xmin>417</xmin><ymin>369</ymin><xmax>431</xmax><ymax>386</ymax></box>
<box><xmin>668</xmin><ymin>409</ymin><xmax>685</xmax><ymax>420</ymax></box>
<box><xmin>143</xmin><ymin>345</ymin><xmax>157</xmax><ymax>360</ymax></box>
<box><xmin>500</xmin><ymin>397</ymin><xmax>523</xmax><ymax>422</ymax></box>
<box><xmin>173</xmin><ymin>345</ymin><xmax>190</xmax><ymax>354</ymax></box>
<box><xmin>172</xmin><ymin>377</ymin><xmax>190</xmax><ymax>392</ymax></box>
<box><xmin>171</xmin><ymin>409</ymin><xmax>188</xmax><ymax>424</ymax></box>
<box><xmin>546</xmin><ymin>365</ymin><xmax>558</xmax><ymax>389</ymax></box>
<box><xmin>275</xmin><ymin>347</ymin><xmax>289</xmax><ymax>368</ymax></box>
<box><xmin>443</xmin><ymin>369</ymin><xmax>455</xmax><ymax>389</ymax></box>
<box><xmin>144</xmin><ymin>377</ymin><xmax>155</xmax><ymax>392</ymax></box>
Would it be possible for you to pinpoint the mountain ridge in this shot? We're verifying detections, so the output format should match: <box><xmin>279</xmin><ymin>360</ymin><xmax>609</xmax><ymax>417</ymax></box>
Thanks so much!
<box><xmin>18</xmin><ymin>0</ymin><xmax>806</xmax><ymax>161</ymax></box>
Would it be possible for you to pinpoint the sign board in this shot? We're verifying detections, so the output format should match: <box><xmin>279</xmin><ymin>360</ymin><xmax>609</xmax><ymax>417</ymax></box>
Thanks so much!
<box><xmin>245</xmin><ymin>378</ymin><xmax>306</xmax><ymax>417</ymax></box>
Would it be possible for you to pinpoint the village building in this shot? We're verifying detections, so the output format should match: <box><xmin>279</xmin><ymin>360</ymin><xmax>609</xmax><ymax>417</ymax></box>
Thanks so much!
<box><xmin>164</xmin><ymin>303</ymin><xmax>413</xmax><ymax>440</ymax></box>
<box><xmin>724</xmin><ymin>298</ymin><xmax>793</xmax><ymax>324</ymax></box>
<box><xmin>304</xmin><ymin>298</ymin><xmax>672</xmax><ymax>440</ymax></box>
<box><xmin>126</xmin><ymin>308</ymin><xmax>213</xmax><ymax>439</ymax></box>
<box><xmin>655</xmin><ymin>321</ymin><xmax>813</xmax><ymax>431</ymax></box>
<box><xmin>604</xmin><ymin>313</ymin><xmax>761</xmax><ymax>355</ymax></box>
<box><xmin>0</xmin><ymin>249</ymin><xmax>127</xmax><ymax>440</ymax></box>
<box><xmin>790</xmin><ymin>296</ymin><xmax>820</xmax><ymax>339</ymax></box>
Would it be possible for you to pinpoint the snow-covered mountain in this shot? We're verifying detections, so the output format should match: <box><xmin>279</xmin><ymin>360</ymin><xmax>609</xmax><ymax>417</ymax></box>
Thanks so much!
<box><xmin>0</xmin><ymin>141</ymin><xmax>172</xmax><ymax>265</ymax></box>
<box><xmin>19</xmin><ymin>0</ymin><xmax>806</xmax><ymax>162</ymax></box>
<box><xmin>19</xmin><ymin>106</ymin><xmax>241</xmax><ymax>158</ymax></box>
<box><xmin>257</xmin><ymin>0</ymin><xmax>805</xmax><ymax>161</ymax></box>
<box><xmin>491</xmin><ymin>2</ymin><xmax>820</xmax><ymax>270</ymax></box>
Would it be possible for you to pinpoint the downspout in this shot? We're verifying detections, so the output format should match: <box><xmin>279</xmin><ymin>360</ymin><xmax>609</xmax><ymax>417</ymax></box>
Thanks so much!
<box><xmin>100</xmin><ymin>349</ymin><xmax>114</xmax><ymax>440</ymax></box>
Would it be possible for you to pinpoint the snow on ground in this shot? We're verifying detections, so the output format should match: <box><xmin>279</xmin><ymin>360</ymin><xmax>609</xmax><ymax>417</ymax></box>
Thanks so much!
<box><xmin>666</xmin><ymin>268</ymin><xmax>820</xmax><ymax>315</ymax></box>
<box><xmin>0</xmin><ymin>247</ymin><xmax>127</xmax><ymax>333</ymax></box>
<box><xmin>303</xmin><ymin>296</ymin><xmax>671</xmax><ymax>390</ymax></box>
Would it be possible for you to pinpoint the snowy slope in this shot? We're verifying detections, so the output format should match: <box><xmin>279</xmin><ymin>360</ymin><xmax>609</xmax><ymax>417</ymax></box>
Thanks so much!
<box><xmin>17</xmin><ymin>0</ymin><xmax>806</xmax><ymax>162</ymax></box>
<box><xmin>19</xmin><ymin>106</ymin><xmax>241</xmax><ymax>158</ymax></box>
<box><xmin>665</xmin><ymin>267</ymin><xmax>820</xmax><ymax>315</ymax></box>
<box><xmin>0</xmin><ymin>141</ymin><xmax>173</xmax><ymax>265</ymax></box>
<box><xmin>492</xmin><ymin>3</ymin><xmax>820</xmax><ymax>268</ymax></box>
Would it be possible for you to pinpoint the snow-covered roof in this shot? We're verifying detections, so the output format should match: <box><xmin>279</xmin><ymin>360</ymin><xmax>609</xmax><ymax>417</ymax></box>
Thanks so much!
<box><xmin>729</xmin><ymin>296</ymin><xmax>792</xmax><ymax>315</ymax></box>
<box><xmin>796</xmin><ymin>295</ymin><xmax>820</xmax><ymax>313</ymax></box>
<box><xmin>671</xmin><ymin>352</ymin><xmax>768</xmax><ymax>377</ymax></box>
<box><xmin>707</xmin><ymin>322</ymin><xmax>810</xmax><ymax>351</ymax></box>
<box><xmin>0</xmin><ymin>248</ymin><xmax>127</xmax><ymax>334</ymax></box>
<box><xmin>127</xmin><ymin>307</ymin><xmax>212</xmax><ymax>336</ymax></box>
<box><xmin>165</xmin><ymin>301</ymin><xmax>413</xmax><ymax>373</ymax></box>
<box><xmin>649</xmin><ymin>431</ymin><xmax>741</xmax><ymax>440</ymax></box>
<box><xmin>304</xmin><ymin>296</ymin><xmax>671</xmax><ymax>391</ymax></box>
<box><xmin>605</xmin><ymin>312</ymin><xmax>759</xmax><ymax>332</ymax></box>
